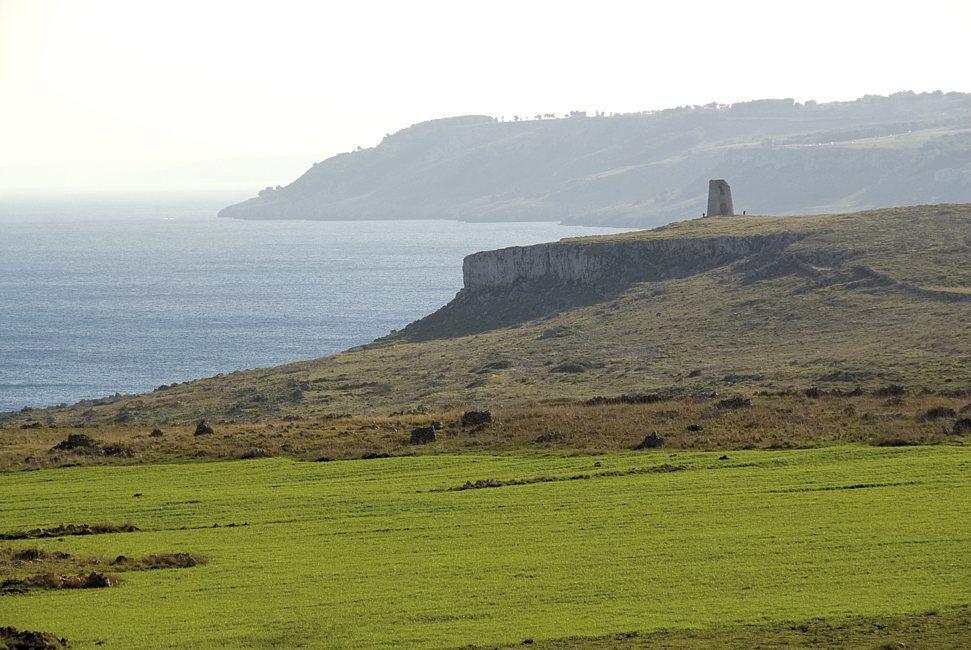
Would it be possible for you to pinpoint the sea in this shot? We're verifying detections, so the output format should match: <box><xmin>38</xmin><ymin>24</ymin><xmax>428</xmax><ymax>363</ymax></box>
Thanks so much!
<box><xmin>0</xmin><ymin>194</ymin><xmax>624</xmax><ymax>411</ymax></box>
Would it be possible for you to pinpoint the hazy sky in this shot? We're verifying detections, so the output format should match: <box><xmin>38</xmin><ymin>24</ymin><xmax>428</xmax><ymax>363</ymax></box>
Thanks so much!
<box><xmin>2</xmin><ymin>0</ymin><xmax>969</xmax><ymax>192</ymax></box>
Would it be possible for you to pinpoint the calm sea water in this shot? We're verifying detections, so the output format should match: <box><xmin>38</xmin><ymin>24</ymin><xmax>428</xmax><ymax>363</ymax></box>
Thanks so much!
<box><xmin>0</xmin><ymin>196</ymin><xmax>623</xmax><ymax>411</ymax></box>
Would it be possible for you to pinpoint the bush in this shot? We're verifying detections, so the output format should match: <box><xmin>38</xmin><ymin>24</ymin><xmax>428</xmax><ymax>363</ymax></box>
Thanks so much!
<box><xmin>409</xmin><ymin>426</ymin><xmax>436</xmax><ymax>445</ymax></box>
<box><xmin>461</xmin><ymin>411</ymin><xmax>492</xmax><ymax>427</ymax></box>
<box><xmin>194</xmin><ymin>420</ymin><xmax>214</xmax><ymax>436</ymax></box>
<box><xmin>916</xmin><ymin>406</ymin><xmax>956</xmax><ymax>422</ymax></box>
<box><xmin>633</xmin><ymin>432</ymin><xmax>665</xmax><ymax>449</ymax></box>
<box><xmin>717</xmin><ymin>396</ymin><xmax>752</xmax><ymax>409</ymax></box>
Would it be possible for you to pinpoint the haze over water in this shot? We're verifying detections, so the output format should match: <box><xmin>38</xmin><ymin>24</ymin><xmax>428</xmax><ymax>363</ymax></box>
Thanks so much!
<box><xmin>0</xmin><ymin>196</ymin><xmax>623</xmax><ymax>411</ymax></box>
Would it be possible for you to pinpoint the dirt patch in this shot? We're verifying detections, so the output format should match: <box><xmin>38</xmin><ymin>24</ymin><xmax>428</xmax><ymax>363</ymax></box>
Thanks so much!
<box><xmin>443</xmin><ymin>463</ymin><xmax>685</xmax><ymax>492</ymax></box>
<box><xmin>0</xmin><ymin>523</ymin><xmax>138</xmax><ymax>541</ymax></box>
<box><xmin>0</xmin><ymin>626</ymin><xmax>68</xmax><ymax>649</ymax></box>
<box><xmin>111</xmin><ymin>552</ymin><xmax>204</xmax><ymax>570</ymax></box>
<box><xmin>2</xmin><ymin>572</ymin><xmax>116</xmax><ymax>595</ymax></box>
<box><xmin>1</xmin><ymin>548</ymin><xmax>206</xmax><ymax>595</ymax></box>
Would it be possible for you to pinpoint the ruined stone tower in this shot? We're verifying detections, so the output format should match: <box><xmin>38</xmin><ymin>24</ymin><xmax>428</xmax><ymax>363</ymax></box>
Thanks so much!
<box><xmin>707</xmin><ymin>179</ymin><xmax>734</xmax><ymax>217</ymax></box>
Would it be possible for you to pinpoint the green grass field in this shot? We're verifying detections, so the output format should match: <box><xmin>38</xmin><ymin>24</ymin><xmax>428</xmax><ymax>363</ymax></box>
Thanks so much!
<box><xmin>1</xmin><ymin>445</ymin><xmax>968</xmax><ymax>647</ymax></box>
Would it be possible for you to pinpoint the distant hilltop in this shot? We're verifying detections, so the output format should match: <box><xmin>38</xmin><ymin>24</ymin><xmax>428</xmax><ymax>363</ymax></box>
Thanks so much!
<box><xmin>219</xmin><ymin>91</ymin><xmax>971</xmax><ymax>228</ymax></box>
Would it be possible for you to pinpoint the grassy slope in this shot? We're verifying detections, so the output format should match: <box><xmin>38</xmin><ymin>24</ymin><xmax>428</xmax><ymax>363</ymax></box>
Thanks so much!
<box><xmin>0</xmin><ymin>446</ymin><xmax>968</xmax><ymax>647</ymax></box>
<box><xmin>10</xmin><ymin>203</ymin><xmax>968</xmax><ymax>428</ymax></box>
<box><xmin>2</xmin><ymin>392</ymin><xmax>969</xmax><ymax>471</ymax></box>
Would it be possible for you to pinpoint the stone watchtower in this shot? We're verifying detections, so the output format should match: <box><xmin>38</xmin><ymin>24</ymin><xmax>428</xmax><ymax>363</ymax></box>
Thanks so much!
<box><xmin>707</xmin><ymin>179</ymin><xmax>734</xmax><ymax>217</ymax></box>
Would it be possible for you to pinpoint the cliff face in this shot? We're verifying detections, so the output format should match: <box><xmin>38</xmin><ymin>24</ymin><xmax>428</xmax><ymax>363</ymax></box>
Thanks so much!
<box><xmin>461</xmin><ymin>234</ymin><xmax>799</xmax><ymax>291</ymax></box>
<box><xmin>399</xmin><ymin>232</ymin><xmax>804</xmax><ymax>341</ymax></box>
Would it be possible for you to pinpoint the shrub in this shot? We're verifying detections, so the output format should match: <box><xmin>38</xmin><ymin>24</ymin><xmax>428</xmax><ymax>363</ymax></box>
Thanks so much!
<box><xmin>633</xmin><ymin>432</ymin><xmax>665</xmax><ymax>449</ymax></box>
<box><xmin>461</xmin><ymin>411</ymin><xmax>492</xmax><ymax>427</ymax></box>
<box><xmin>409</xmin><ymin>427</ymin><xmax>436</xmax><ymax>445</ymax></box>
<box><xmin>194</xmin><ymin>420</ymin><xmax>214</xmax><ymax>436</ymax></box>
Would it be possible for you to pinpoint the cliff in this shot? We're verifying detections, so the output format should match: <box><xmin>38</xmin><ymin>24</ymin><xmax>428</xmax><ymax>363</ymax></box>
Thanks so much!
<box><xmin>398</xmin><ymin>231</ymin><xmax>807</xmax><ymax>340</ymax></box>
<box><xmin>219</xmin><ymin>92</ymin><xmax>971</xmax><ymax>228</ymax></box>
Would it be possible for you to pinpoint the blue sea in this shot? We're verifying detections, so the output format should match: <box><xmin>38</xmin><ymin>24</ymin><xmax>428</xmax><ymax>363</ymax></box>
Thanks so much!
<box><xmin>0</xmin><ymin>194</ymin><xmax>624</xmax><ymax>411</ymax></box>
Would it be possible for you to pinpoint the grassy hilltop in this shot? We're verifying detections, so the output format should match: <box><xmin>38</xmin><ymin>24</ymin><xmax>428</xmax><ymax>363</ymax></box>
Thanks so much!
<box><xmin>7</xmin><ymin>203</ymin><xmax>968</xmax><ymax>430</ymax></box>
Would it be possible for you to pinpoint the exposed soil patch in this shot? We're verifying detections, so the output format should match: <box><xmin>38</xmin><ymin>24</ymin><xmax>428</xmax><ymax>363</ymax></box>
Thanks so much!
<box><xmin>0</xmin><ymin>626</ymin><xmax>68</xmax><ymax>649</ymax></box>
<box><xmin>441</xmin><ymin>463</ymin><xmax>685</xmax><ymax>492</ymax></box>
<box><xmin>2</xmin><ymin>572</ymin><xmax>116</xmax><ymax>595</ymax></box>
<box><xmin>0</xmin><ymin>522</ymin><xmax>138</xmax><ymax>540</ymax></box>
<box><xmin>1</xmin><ymin>548</ymin><xmax>206</xmax><ymax>595</ymax></box>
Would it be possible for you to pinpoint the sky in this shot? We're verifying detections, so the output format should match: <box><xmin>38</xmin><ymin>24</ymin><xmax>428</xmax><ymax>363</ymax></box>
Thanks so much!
<box><xmin>1</xmin><ymin>0</ymin><xmax>969</xmax><ymax>193</ymax></box>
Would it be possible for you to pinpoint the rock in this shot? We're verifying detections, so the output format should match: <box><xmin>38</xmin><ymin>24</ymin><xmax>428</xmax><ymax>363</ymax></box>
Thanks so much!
<box><xmin>461</xmin><ymin>410</ymin><xmax>492</xmax><ymax>427</ymax></box>
<box><xmin>686</xmin><ymin>424</ymin><xmax>703</xmax><ymax>432</ymax></box>
<box><xmin>633</xmin><ymin>432</ymin><xmax>665</xmax><ymax>449</ymax></box>
<box><xmin>149</xmin><ymin>428</ymin><xmax>164</xmax><ymax>437</ymax></box>
<box><xmin>194</xmin><ymin>420</ymin><xmax>214</xmax><ymax>436</ymax></box>
<box><xmin>409</xmin><ymin>426</ymin><xmax>436</xmax><ymax>445</ymax></box>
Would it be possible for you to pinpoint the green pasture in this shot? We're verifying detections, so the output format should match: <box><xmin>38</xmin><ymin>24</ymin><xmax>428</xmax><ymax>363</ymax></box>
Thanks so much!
<box><xmin>1</xmin><ymin>446</ymin><xmax>969</xmax><ymax>647</ymax></box>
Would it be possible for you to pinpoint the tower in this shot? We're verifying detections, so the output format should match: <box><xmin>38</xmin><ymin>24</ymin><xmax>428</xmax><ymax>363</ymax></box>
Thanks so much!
<box><xmin>707</xmin><ymin>179</ymin><xmax>734</xmax><ymax>217</ymax></box>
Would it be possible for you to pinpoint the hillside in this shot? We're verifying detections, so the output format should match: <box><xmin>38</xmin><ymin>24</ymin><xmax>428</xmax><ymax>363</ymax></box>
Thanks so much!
<box><xmin>8</xmin><ymin>203</ymin><xmax>970</xmax><ymax>430</ymax></box>
<box><xmin>219</xmin><ymin>92</ymin><xmax>971</xmax><ymax>228</ymax></box>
